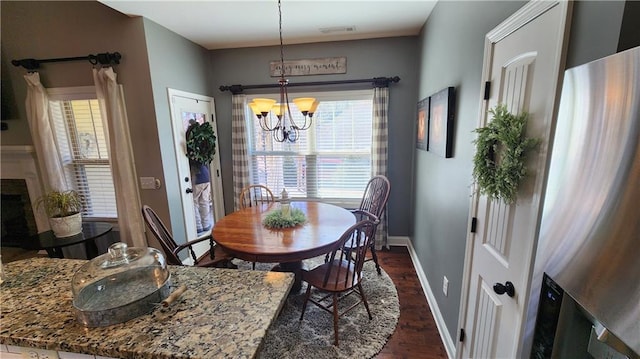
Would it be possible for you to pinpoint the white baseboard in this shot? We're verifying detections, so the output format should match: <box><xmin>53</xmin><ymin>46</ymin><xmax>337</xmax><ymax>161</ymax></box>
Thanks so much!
<box><xmin>386</xmin><ymin>235</ymin><xmax>409</xmax><ymax>247</ymax></box>
<box><xmin>388</xmin><ymin>236</ymin><xmax>456</xmax><ymax>359</ymax></box>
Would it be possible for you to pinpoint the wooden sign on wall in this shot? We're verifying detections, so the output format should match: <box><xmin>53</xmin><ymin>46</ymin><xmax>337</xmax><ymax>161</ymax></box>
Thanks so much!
<box><xmin>270</xmin><ymin>57</ymin><xmax>347</xmax><ymax>77</ymax></box>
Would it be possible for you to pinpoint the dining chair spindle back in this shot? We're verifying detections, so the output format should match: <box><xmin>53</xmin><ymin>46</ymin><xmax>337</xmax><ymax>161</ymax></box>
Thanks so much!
<box><xmin>300</xmin><ymin>218</ymin><xmax>378</xmax><ymax>346</ymax></box>
<box><xmin>339</xmin><ymin>175</ymin><xmax>390</xmax><ymax>275</ymax></box>
<box><xmin>141</xmin><ymin>205</ymin><xmax>235</xmax><ymax>268</ymax></box>
<box><xmin>238</xmin><ymin>184</ymin><xmax>275</xmax><ymax>270</ymax></box>
<box><xmin>359</xmin><ymin>175</ymin><xmax>391</xmax><ymax>219</ymax></box>
<box><xmin>239</xmin><ymin>184</ymin><xmax>275</xmax><ymax>209</ymax></box>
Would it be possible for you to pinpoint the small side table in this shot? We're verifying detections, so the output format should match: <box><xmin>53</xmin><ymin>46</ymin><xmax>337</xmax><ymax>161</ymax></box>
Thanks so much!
<box><xmin>22</xmin><ymin>222</ymin><xmax>113</xmax><ymax>259</ymax></box>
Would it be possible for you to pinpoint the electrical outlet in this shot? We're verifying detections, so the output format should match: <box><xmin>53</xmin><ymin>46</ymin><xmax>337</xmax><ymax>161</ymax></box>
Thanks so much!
<box><xmin>443</xmin><ymin>276</ymin><xmax>449</xmax><ymax>296</ymax></box>
<box><xmin>140</xmin><ymin>177</ymin><xmax>156</xmax><ymax>190</ymax></box>
<box><xmin>20</xmin><ymin>348</ymin><xmax>59</xmax><ymax>359</ymax></box>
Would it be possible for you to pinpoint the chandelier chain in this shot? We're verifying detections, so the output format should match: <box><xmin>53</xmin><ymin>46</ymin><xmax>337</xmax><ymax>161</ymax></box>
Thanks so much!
<box><xmin>248</xmin><ymin>0</ymin><xmax>316</xmax><ymax>143</ymax></box>
<box><xmin>278</xmin><ymin>0</ymin><xmax>285</xmax><ymax>78</ymax></box>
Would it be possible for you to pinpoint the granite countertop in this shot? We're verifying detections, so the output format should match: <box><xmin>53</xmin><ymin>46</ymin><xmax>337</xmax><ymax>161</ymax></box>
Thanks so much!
<box><xmin>0</xmin><ymin>257</ymin><xmax>293</xmax><ymax>359</ymax></box>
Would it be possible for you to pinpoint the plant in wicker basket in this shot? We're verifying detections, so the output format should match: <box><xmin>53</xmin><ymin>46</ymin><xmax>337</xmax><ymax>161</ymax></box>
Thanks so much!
<box><xmin>472</xmin><ymin>104</ymin><xmax>538</xmax><ymax>204</ymax></box>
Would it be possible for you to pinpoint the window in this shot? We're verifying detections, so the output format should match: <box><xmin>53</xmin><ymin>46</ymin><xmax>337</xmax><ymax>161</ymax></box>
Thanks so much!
<box><xmin>48</xmin><ymin>87</ymin><xmax>117</xmax><ymax>218</ymax></box>
<box><xmin>246</xmin><ymin>90</ymin><xmax>373</xmax><ymax>206</ymax></box>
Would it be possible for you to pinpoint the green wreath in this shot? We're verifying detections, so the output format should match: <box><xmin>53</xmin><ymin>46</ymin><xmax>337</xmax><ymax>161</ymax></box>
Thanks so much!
<box><xmin>472</xmin><ymin>104</ymin><xmax>538</xmax><ymax>204</ymax></box>
<box><xmin>186</xmin><ymin>121</ymin><xmax>217</xmax><ymax>165</ymax></box>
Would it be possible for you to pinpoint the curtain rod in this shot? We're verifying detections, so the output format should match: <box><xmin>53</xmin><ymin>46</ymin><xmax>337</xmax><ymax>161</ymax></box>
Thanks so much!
<box><xmin>219</xmin><ymin>76</ymin><xmax>400</xmax><ymax>94</ymax></box>
<box><xmin>11</xmin><ymin>52</ymin><xmax>122</xmax><ymax>71</ymax></box>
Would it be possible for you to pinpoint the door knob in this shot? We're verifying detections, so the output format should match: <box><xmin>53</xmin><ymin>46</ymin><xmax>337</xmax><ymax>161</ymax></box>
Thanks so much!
<box><xmin>185</xmin><ymin>188</ymin><xmax>193</xmax><ymax>194</ymax></box>
<box><xmin>493</xmin><ymin>281</ymin><xmax>515</xmax><ymax>297</ymax></box>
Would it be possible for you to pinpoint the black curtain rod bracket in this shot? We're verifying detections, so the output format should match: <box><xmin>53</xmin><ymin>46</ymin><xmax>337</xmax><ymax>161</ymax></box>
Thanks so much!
<box><xmin>220</xmin><ymin>76</ymin><xmax>400</xmax><ymax>94</ymax></box>
<box><xmin>12</xmin><ymin>52</ymin><xmax>122</xmax><ymax>71</ymax></box>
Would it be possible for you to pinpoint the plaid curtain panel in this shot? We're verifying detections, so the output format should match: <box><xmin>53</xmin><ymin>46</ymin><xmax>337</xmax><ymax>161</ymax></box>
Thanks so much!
<box><xmin>231</xmin><ymin>94</ymin><xmax>250</xmax><ymax>210</ymax></box>
<box><xmin>372</xmin><ymin>87</ymin><xmax>389</xmax><ymax>249</ymax></box>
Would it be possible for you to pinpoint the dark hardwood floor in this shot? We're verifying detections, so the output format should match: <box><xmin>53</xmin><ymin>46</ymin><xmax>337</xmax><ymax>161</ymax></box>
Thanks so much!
<box><xmin>374</xmin><ymin>246</ymin><xmax>448</xmax><ymax>359</ymax></box>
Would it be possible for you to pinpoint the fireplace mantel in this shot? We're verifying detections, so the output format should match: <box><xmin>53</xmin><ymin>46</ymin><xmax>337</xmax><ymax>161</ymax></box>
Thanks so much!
<box><xmin>0</xmin><ymin>145</ymin><xmax>36</xmax><ymax>155</ymax></box>
<box><xmin>1</xmin><ymin>145</ymin><xmax>49</xmax><ymax>233</ymax></box>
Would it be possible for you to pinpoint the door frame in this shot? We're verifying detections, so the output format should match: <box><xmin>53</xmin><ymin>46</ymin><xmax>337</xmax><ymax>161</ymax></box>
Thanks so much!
<box><xmin>456</xmin><ymin>1</ymin><xmax>572</xmax><ymax>358</ymax></box>
<box><xmin>167</xmin><ymin>88</ymin><xmax>225</xmax><ymax>245</ymax></box>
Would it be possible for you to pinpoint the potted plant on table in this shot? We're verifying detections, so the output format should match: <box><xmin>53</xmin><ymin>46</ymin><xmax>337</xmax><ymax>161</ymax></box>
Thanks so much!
<box><xmin>35</xmin><ymin>190</ymin><xmax>83</xmax><ymax>238</ymax></box>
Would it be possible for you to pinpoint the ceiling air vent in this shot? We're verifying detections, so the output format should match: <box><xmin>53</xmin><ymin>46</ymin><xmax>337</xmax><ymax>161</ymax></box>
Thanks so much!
<box><xmin>319</xmin><ymin>26</ymin><xmax>356</xmax><ymax>34</ymax></box>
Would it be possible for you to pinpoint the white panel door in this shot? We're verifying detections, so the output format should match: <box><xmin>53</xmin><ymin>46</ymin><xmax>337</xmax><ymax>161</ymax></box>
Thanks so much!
<box><xmin>458</xmin><ymin>2</ymin><xmax>571</xmax><ymax>358</ymax></box>
<box><xmin>168</xmin><ymin>89</ymin><xmax>225</xmax><ymax>261</ymax></box>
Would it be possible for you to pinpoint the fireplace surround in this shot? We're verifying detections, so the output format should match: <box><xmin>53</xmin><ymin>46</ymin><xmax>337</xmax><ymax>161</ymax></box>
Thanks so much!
<box><xmin>1</xmin><ymin>146</ymin><xmax>49</xmax><ymax>245</ymax></box>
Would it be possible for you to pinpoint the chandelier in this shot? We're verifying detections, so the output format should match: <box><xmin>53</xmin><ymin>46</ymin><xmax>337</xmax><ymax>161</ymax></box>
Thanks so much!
<box><xmin>248</xmin><ymin>0</ymin><xmax>319</xmax><ymax>143</ymax></box>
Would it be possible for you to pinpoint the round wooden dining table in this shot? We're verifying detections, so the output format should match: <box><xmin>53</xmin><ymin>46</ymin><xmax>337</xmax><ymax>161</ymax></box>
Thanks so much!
<box><xmin>212</xmin><ymin>201</ymin><xmax>356</xmax><ymax>291</ymax></box>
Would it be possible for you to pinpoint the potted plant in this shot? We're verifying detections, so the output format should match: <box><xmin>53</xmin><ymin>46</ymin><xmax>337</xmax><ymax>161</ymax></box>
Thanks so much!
<box><xmin>35</xmin><ymin>190</ymin><xmax>83</xmax><ymax>237</ymax></box>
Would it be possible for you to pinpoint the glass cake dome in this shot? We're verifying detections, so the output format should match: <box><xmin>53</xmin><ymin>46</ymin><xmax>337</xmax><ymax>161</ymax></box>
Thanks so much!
<box><xmin>71</xmin><ymin>242</ymin><xmax>171</xmax><ymax>327</ymax></box>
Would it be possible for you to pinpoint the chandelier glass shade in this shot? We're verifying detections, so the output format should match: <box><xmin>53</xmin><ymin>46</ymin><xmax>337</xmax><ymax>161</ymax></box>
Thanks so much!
<box><xmin>248</xmin><ymin>0</ymin><xmax>319</xmax><ymax>143</ymax></box>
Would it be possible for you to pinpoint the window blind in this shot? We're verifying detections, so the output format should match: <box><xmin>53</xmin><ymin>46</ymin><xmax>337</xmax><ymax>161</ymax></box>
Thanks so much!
<box><xmin>49</xmin><ymin>93</ymin><xmax>117</xmax><ymax>218</ymax></box>
<box><xmin>247</xmin><ymin>90</ymin><xmax>373</xmax><ymax>205</ymax></box>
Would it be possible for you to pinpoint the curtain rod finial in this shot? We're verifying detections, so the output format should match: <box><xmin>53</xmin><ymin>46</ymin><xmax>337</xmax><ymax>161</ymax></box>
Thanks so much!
<box><xmin>219</xmin><ymin>85</ymin><xmax>244</xmax><ymax>94</ymax></box>
<box><xmin>12</xmin><ymin>58</ymin><xmax>40</xmax><ymax>71</ymax></box>
<box><xmin>372</xmin><ymin>76</ymin><xmax>401</xmax><ymax>88</ymax></box>
<box><xmin>93</xmin><ymin>52</ymin><xmax>122</xmax><ymax>66</ymax></box>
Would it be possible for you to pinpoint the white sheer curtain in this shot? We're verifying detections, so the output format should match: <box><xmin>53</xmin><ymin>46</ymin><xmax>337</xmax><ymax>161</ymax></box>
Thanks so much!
<box><xmin>93</xmin><ymin>67</ymin><xmax>146</xmax><ymax>247</ymax></box>
<box><xmin>24</xmin><ymin>72</ymin><xmax>68</xmax><ymax>192</ymax></box>
<box><xmin>372</xmin><ymin>86</ymin><xmax>389</xmax><ymax>249</ymax></box>
<box><xmin>231</xmin><ymin>94</ymin><xmax>250</xmax><ymax>210</ymax></box>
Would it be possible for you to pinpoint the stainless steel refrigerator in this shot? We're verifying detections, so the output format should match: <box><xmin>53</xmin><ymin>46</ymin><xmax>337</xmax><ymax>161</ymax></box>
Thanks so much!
<box><xmin>529</xmin><ymin>46</ymin><xmax>639</xmax><ymax>358</ymax></box>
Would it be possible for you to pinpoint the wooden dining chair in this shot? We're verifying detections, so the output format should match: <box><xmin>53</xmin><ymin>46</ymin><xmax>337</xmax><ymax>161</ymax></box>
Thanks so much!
<box><xmin>299</xmin><ymin>218</ymin><xmax>378</xmax><ymax>346</ymax></box>
<box><xmin>141</xmin><ymin>205</ymin><xmax>236</xmax><ymax>268</ymax></box>
<box><xmin>349</xmin><ymin>175</ymin><xmax>390</xmax><ymax>274</ymax></box>
<box><xmin>238</xmin><ymin>184</ymin><xmax>275</xmax><ymax>270</ymax></box>
<box><xmin>331</xmin><ymin>175</ymin><xmax>390</xmax><ymax>274</ymax></box>
<box><xmin>239</xmin><ymin>184</ymin><xmax>275</xmax><ymax>209</ymax></box>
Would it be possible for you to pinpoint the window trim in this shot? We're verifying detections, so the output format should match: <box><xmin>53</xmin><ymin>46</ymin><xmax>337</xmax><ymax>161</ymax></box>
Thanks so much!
<box><xmin>47</xmin><ymin>86</ymin><xmax>97</xmax><ymax>101</ymax></box>
<box><xmin>47</xmin><ymin>86</ymin><xmax>118</xmax><ymax>219</ymax></box>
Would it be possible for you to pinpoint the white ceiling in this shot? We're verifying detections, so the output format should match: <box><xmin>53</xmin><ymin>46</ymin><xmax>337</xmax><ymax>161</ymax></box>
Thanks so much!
<box><xmin>99</xmin><ymin>1</ymin><xmax>438</xmax><ymax>50</ymax></box>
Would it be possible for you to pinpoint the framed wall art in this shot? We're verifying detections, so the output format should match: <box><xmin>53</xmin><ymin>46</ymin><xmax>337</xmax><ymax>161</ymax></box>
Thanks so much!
<box><xmin>416</xmin><ymin>97</ymin><xmax>429</xmax><ymax>151</ymax></box>
<box><xmin>428</xmin><ymin>87</ymin><xmax>455</xmax><ymax>158</ymax></box>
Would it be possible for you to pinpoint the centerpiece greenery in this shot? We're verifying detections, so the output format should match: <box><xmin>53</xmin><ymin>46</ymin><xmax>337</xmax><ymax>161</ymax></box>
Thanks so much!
<box><xmin>472</xmin><ymin>104</ymin><xmax>538</xmax><ymax>204</ymax></box>
<box><xmin>262</xmin><ymin>208</ymin><xmax>307</xmax><ymax>229</ymax></box>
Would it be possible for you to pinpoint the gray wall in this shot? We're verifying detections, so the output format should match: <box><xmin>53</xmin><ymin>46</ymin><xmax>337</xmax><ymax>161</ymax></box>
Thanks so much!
<box><xmin>565</xmin><ymin>1</ymin><xmax>625</xmax><ymax>68</ymax></box>
<box><xmin>141</xmin><ymin>18</ymin><xmax>212</xmax><ymax>245</ymax></box>
<box><xmin>0</xmin><ymin>1</ymin><xmax>212</xmax><ymax>248</ymax></box>
<box><xmin>412</xmin><ymin>0</ymin><xmax>632</xmax><ymax>348</ymax></box>
<box><xmin>1</xmin><ymin>1</ymin><xmax>148</xmax><ymax>147</ymax></box>
<box><xmin>618</xmin><ymin>1</ymin><xmax>640</xmax><ymax>52</ymax></box>
<box><xmin>209</xmin><ymin>37</ymin><xmax>420</xmax><ymax>236</ymax></box>
<box><xmin>412</xmin><ymin>0</ymin><xmax>526</xmax><ymax>341</ymax></box>
<box><xmin>0</xmin><ymin>1</ymin><xmax>158</xmax><ymax>224</ymax></box>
